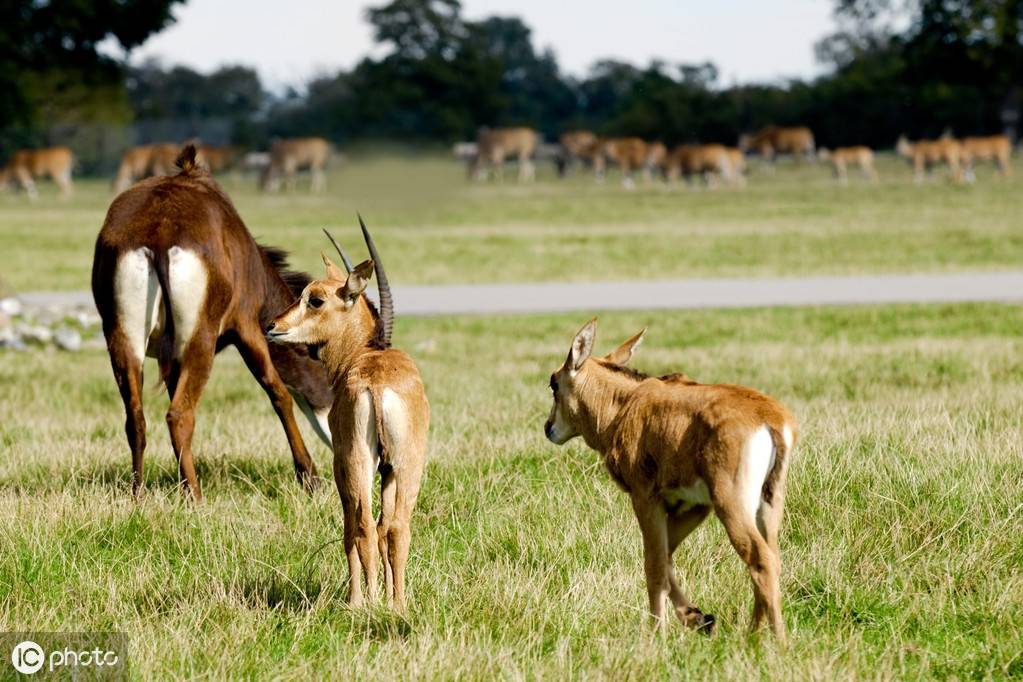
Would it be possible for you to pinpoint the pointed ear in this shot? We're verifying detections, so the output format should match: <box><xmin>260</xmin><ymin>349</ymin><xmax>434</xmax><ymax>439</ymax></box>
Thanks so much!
<box><xmin>604</xmin><ymin>327</ymin><xmax>646</xmax><ymax>366</ymax></box>
<box><xmin>321</xmin><ymin>252</ymin><xmax>347</xmax><ymax>282</ymax></box>
<box><xmin>567</xmin><ymin>318</ymin><xmax>597</xmax><ymax>372</ymax></box>
<box><xmin>338</xmin><ymin>259</ymin><xmax>374</xmax><ymax>301</ymax></box>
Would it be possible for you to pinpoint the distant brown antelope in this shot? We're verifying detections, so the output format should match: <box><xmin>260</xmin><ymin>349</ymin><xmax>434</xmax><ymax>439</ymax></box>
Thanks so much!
<box><xmin>261</xmin><ymin>137</ymin><xmax>331</xmax><ymax>192</ymax></box>
<box><xmin>557</xmin><ymin>130</ymin><xmax>598</xmax><ymax>177</ymax></box>
<box><xmin>0</xmin><ymin>146</ymin><xmax>74</xmax><ymax>199</ymax></box>
<box><xmin>896</xmin><ymin>135</ymin><xmax>963</xmax><ymax>184</ymax></box>
<box><xmin>725</xmin><ymin>147</ymin><xmax>747</xmax><ymax>187</ymax></box>
<box><xmin>544</xmin><ymin>320</ymin><xmax>797</xmax><ymax>640</ymax></box>
<box><xmin>644</xmin><ymin>142</ymin><xmax>668</xmax><ymax>182</ymax></box>
<box><xmin>196</xmin><ymin>144</ymin><xmax>241</xmax><ymax>174</ymax></box>
<box><xmin>470</xmin><ymin>127</ymin><xmax>539</xmax><ymax>182</ymax></box>
<box><xmin>594</xmin><ymin>137</ymin><xmax>649</xmax><ymax>187</ymax></box>
<box><xmin>818</xmin><ymin>146</ymin><xmax>879</xmax><ymax>184</ymax></box>
<box><xmin>666</xmin><ymin>144</ymin><xmax>735</xmax><ymax>188</ymax></box>
<box><xmin>113</xmin><ymin>143</ymin><xmax>180</xmax><ymax>193</ymax></box>
<box><xmin>267</xmin><ymin>220</ymin><xmax>428</xmax><ymax>613</ymax></box>
<box><xmin>92</xmin><ymin>145</ymin><xmax>333</xmax><ymax>500</ymax></box>
<box><xmin>960</xmin><ymin>135</ymin><xmax>1012</xmax><ymax>178</ymax></box>
<box><xmin>739</xmin><ymin>126</ymin><xmax>815</xmax><ymax>164</ymax></box>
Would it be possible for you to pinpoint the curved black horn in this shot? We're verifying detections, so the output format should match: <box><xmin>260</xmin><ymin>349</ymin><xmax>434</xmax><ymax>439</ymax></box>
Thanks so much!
<box><xmin>322</xmin><ymin>228</ymin><xmax>353</xmax><ymax>273</ymax></box>
<box><xmin>358</xmin><ymin>213</ymin><xmax>393</xmax><ymax>347</ymax></box>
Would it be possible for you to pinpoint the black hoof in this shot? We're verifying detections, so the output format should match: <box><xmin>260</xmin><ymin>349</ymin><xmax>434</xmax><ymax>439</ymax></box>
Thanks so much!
<box><xmin>697</xmin><ymin>613</ymin><xmax>716</xmax><ymax>635</ymax></box>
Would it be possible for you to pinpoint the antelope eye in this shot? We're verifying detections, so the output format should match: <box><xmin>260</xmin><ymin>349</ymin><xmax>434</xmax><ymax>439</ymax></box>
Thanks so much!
<box><xmin>308</xmin><ymin>297</ymin><xmax>324</xmax><ymax>309</ymax></box>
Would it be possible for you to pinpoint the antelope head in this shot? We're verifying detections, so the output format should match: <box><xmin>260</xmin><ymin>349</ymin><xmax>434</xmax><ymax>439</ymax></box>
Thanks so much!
<box><xmin>266</xmin><ymin>215</ymin><xmax>394</xmax><ymax>351</ymax></box>
<box><xmin>544</xmin><ymin>319</ymin><xmax>646</xmax><ymax>445</ymax></box>
<box><xmin>266</xmin><ymin>256</ymin><xmax>375</xmax><ymax>346</ymax></box>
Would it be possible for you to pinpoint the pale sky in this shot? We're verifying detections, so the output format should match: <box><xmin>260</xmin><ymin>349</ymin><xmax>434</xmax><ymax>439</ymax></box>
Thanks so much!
<box><xmin>105</xmin><ymin>0</ymin><xmax>836</xmax><ymax>91</ymax></box>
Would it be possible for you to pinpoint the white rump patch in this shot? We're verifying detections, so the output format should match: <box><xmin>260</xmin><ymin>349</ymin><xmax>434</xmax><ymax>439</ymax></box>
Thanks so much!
<box><xmin>113</xmin><ymin>247</ymin><xmax>161</xmax><ymax>363</ymax></box>
<box><xmin>663</xmin><ymin>478</ymin><xmax>711</xmax><ymax>512</ymax></box>
<box><xmin>741</xmin><ymin>425</ymin><xmax>776</xmax><ymax>523</ymax></box>
<box><xmin>167</xmin><ymin>246</ymin><xmax>208</xmax><ymax>358</ymax></box>
<box><xmin>353</xmin><ymin>389</ymin><xmax>378</xmax><ymax>499</ymax></box>
<box><xmin>380</xmin><ymin>388</ymin><xmax>406</xmax><ymax>468</ymax></box>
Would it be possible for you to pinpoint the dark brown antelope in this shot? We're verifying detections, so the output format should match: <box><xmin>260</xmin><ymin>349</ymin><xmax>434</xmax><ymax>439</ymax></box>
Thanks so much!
<box><xmin>544</xmin><ymin>320</ymin><xmax>797</xmax><ymax>640</ymax></box>
<box><xmin>92</xmin><ymin>144</ymin><xmax>333</xmax><ymax>500</ymax></box>
<box><xmin>267</xmin><ymin>220</ymin><xmax>428</xmax><ymax>613</ymax></box>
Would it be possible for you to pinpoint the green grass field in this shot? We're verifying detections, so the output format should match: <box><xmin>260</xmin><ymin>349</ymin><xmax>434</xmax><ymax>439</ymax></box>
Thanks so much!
<box><xmin>1</xmin><ymin>153</ymin><xmax>1022</xmax><ymax>293</ymax></box>
<box><xmin>2</xmin><ymin>304</ymin><xmax>1021</xmax><ymax>679</ymax></box>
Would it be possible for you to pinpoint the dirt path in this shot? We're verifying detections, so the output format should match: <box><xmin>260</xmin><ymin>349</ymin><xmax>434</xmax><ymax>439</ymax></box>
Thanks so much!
<box><xmin>20</xmin><ymin>271</ymin><xmax>1023</xmax><ymax>317</ymax></box>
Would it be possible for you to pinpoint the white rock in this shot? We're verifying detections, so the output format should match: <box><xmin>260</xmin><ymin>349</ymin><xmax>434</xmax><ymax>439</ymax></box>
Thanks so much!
<box><xmin>18</xmin><ymin>324</ymin><xmax>53</xmax><ymax>345</ymax></box>
<box><xmin>54</xmin><ymin>326</ymin><xmax>82</xmax><ymax>352</ymax></box>
<box><xmin>0</xmin><ymin>298</ymin><xmax>22</xmax><ymax>316</ymax></box>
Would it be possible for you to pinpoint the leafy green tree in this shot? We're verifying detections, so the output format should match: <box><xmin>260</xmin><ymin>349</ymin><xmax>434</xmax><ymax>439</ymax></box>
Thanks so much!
<box><xmin>0</xmin><ymin>0</ymin><xmax>184</xmax><ymax>152</ymax></box>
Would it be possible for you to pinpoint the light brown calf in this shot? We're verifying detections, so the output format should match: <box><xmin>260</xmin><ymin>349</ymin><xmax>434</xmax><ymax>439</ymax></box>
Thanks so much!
<box><xmin>544</xmin><ymin>320</ymin><xmax>797</xmax><ymax>640</ymax></box>
<box><xmin>960</xmin><ymin>135</ymin><xmax>1012</xmax><ymax>178</ymax></box>
<box><xmin>0</xmin><ymin>146</ymin><xmax>74</xmax><ymax>199</ymax></box>
<box><xmin>818</xmin><ymin>146</ymin><xmax>879</xmax><ymax>184</ymax></box>
<box><xmin>267</xmin><ymin>221</ymin><xmax>429</xmax><ymax>613</ymax></box>
<box><xmin>896</xmin><ymin>135</ymin><xmax>963</xmax><ymax>183</ymax></box>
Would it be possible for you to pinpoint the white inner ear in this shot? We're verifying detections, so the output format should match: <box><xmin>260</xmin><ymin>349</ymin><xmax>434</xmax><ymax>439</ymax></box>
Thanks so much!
<box><xmin>572</xmin><ymin>334</ymin><xmax>591</xmax><ymax>370</ymax></box>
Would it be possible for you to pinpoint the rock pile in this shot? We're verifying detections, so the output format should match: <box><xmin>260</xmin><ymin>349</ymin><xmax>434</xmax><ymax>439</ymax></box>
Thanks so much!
<box><xmin>0</xmin><ymin>295</ymin><xmax>102</xmax><ymax>353</ymax></box>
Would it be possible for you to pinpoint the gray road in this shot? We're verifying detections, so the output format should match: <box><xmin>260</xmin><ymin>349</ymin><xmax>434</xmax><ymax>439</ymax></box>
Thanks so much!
<box><xmin>19</xmin><ymin>271</ymin><xmax>1023</xmax><ymax>316</ymax></box>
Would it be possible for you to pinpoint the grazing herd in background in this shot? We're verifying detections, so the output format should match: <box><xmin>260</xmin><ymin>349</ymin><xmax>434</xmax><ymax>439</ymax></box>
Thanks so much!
<box><xmin>0</xmin><ymin>125</ymin><xmax>1016</xmax><ymax>199</ymax></box>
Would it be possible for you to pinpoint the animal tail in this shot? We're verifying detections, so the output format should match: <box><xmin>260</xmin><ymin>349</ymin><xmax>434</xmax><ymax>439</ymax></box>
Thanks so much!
<box><xmin>762</xmin><ymin>424</ymin><xmax>794</xmax><ymax>506</ymax></box>
<box><xmin>175</xmin><ymin>144</ymin><xmax>205</xmax><ymax>176</ymax></box>
<box><xmin>371</xmin><ymin>387</ymin><xmax>391</xmax><ymax>462</ymax></box>
<box><xmin>151</xmin><ymin>248</ymin><xmax>176</xmax><ymax>385</ymax></box>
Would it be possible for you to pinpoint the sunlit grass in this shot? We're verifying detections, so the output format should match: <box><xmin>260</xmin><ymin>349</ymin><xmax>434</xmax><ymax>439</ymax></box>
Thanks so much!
<box><xmin>1</xmin><ymin>153</ymin><xmax>1021</xmax><ymax>292</ymax></box>
<box><xmin>1</xmin><ymin>303</ymin><xmax>1021</xmax><ymax>678</ymax></box>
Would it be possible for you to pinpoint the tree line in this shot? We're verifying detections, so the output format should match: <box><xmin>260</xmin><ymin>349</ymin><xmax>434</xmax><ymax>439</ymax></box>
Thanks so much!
<box><xmin>2</xmin><ymin>0</ymin><xmax>1020</xmax><ymax>167</ymax></box>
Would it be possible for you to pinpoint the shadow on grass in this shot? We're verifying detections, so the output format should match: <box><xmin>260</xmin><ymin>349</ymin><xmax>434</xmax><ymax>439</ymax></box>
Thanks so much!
<box><xmin>0</xmin><ymin>455</ymin><xmax>308</xmax><ymax>499</ymax></box>
<box><xmin>239</xmin><ymin>574</ymin><xmax>415</xmax><ymax>640</ymax></box>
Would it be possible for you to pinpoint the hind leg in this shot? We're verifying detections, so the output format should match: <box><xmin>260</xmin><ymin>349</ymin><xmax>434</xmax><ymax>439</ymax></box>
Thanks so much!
<box><xmin>388</xmin><ymin>457</ymin><xmax>424</xmax><ymax>614</ymax></box>
<box><xmin>105</xmin><ymin>332</ymin><xmax>147</xmax><ymax>496</ymax></box>
<box><xmin>378</xmin><ymin>468</ymin><xmax>396</xmax><ymax>606</ymax></box>
<box><xmin>164</xmin><ymin>337</ymin><xmax>216</xmax><ymax>500</ymax></box>
<box><xmin>311</xmin><ymin>165</ymin><xmax>327</xmax><ymax>192</ymax></box>
<box><xmin>14</xmin><ymin>168</ymin><xmax>37</xmax><ymax>200</ymax></box>
<box><xmin>55</xmin><ymin>169</ymin><xmax>73</xmax><ymax>198</ymax></box>
<box><xmin>713</xmin><ymin>485</ymin><xmax>784</xmax><ymax>641</ymax></box>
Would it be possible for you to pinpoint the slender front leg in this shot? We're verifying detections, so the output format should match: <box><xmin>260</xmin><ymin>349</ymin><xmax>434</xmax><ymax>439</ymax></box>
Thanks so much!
<box><xmin>236</xmin><ymin>328</ymin><xmax>319</xmax><ymax>490</ymax></box>
<box><xmin>631</xmin><ymin>493</ymin><xmax>669</xmax><ymax>629</ymax></box>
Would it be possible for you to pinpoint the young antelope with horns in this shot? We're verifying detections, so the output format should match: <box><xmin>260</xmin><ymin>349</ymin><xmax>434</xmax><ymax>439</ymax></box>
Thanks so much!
<box><xmin>544</xmin><ymin>320</ymin><xmax>797</xmax><ymax>640</ymax></box>
<box><xmin>266</xmin><ymin>220</ymin><xmax>429</xmax><ymax>611</ymax></box>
